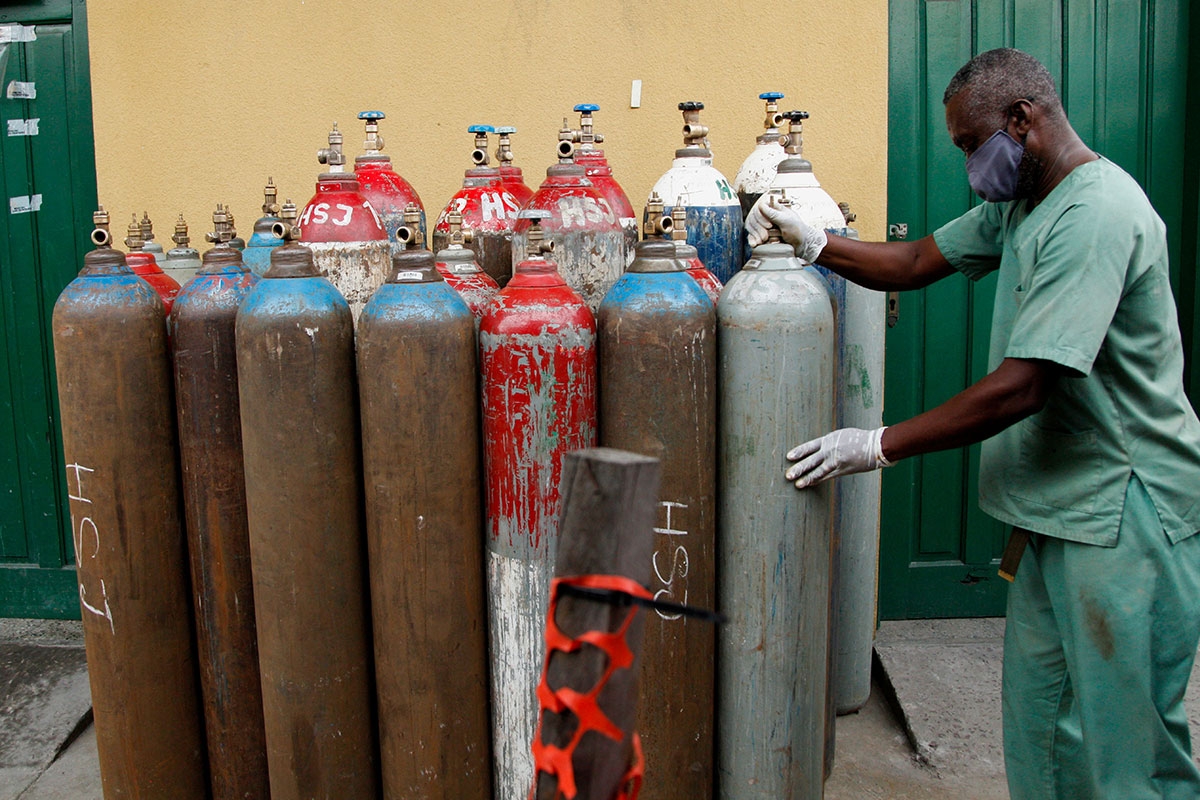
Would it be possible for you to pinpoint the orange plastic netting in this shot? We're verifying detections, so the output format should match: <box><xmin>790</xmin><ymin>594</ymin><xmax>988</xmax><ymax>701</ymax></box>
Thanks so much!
<box><xmin>529</xmin><ymin>574</ymin><xmax>649</xmax><ymax>800</ymax></box>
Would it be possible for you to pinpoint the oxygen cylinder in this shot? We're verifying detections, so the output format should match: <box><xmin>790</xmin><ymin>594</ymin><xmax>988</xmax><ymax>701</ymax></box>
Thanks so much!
<box><xmin>662</xmin><ymin>195</ymin><xmax>722</xmax><ymax>304</ymax></box>
<box><xmin>480</xmin><ymin>210</ymin><xmax>597</xmax><ymax>800</ymax></box>
<box><xmin>733</xmin><ymin>92</ymin><xmax>790</xmax><ymax>221</ymax></box>
<box><xmin>298</xmin><ymin>122</ymin><xmax>391</xmax><ymax>322</ymax></box>
<box><xmin>236</xmin><ymin>203</ymin><xmax>377</xmax><ymax>800</ymax></box>
<box><xmin>566</xmin><ymin>104</ymin><xmax>638</xmax><ymax>262</ymax></box>
<box><xmin>648</xmin><ymin>101</ymin><xmax>743</xmax><ymax>283</ymax></box>
<box><xmin>52</xmin><ymin>207</ymin><xmax>207</xmax><ymax>798</ymax></box>
<box><xmin>433</xmin><ymin>125</ymin><xmax>520</xmax><ymax>287</ymax></box>
<box><xmin>752</xmin><ymin>111</ymin><xmax>887</xmax><ymax>717</ymax></box>
<box><xmin>597</xmin><ymin>237</ymin><xmax>716</xmax><ymax>800</ymax></box>
<box><xmin>511</xmin><ymin>137</ymin><xmax>624</xmax><ymax>311</ymax></box>
<box><xmin>163</xmin><ymin>213</ymin><xmax>203</xmax><ymax>288</ymax></box>
<box><xmin>243</xmin><ymin>178</ymin><xmax>283</xmax><ymax>278</ymax></box>
<box><xmin>358</xmin><ymin>248</ymin><xmax>491</xmax><ymax>799</ymax></box>
<box><xmin>169</xmin><ymin>206</ymin><xmax>267</xmax><ymax>800</ymax></box>
<box><xmin>354</xmin><ymin>110</ymin><xmax>426</xmax><ymax>253</ymax></box>
<box><xmin>494</xmin><ymin>125</ymin><xmax>535</xmax><ymax>208</ymax></box>
<box><xmin>717</xmin><ymin>228</ymin><xmax>835</xmax><ymax>799</ymax></box>
<box><xmin>433</xmin><ymin>210</ymin><xmax>499</xmax><ymax>318</ymax></box>
<box><xmin>139</xmin><ymin>212</ymin><xmax>165</xmax><ymax>263</ymax></box>
<box><xmin>123</xmin><ymin>213</ymin><xmax>181</xmax><ymax>314</ymax></box>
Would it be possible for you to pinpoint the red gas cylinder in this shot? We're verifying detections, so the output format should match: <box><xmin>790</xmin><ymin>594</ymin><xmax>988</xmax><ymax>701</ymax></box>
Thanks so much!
<box><xmin>298</xmin><ymin>122</ymin><xmax>391</xmax><ymax>321</ymax></box>
<box><xmin>433</xmin><ymin>125</ymin><xmax>520</xmax><ymax>287</ymax></box>
<box><xmin>434</xmin><ymin>210</ymin><xmax>499</xmax><ymax>318</ymax></box>
<box><xmin>353</xmin><ymin>110</ymin><xmax>425</xmax><ymax>253</ymax></box>
<box><xmin>566</xmin><ymin>104</ymin><xmax>637</xmax><ymax>263</ymax></box>
<box><xmin>494</xmin><ymin>125</ymin><xmax>535</xmax><ymax>208</ymax></box>
<box><xmin>479</xmin><ymin>209</ymin><xmax>597</xmax><ymax>800</ymax></box>
<box><xmin>123</xmin><ymin>213</ymin><xmax>180</xmax><ymax>315</ymax></box>
<box><xmin>670</xmin><ymin>196</ymin><xmax>723</xmax><ymax>303</ymax></box>
<box><xmin>511</xmin><ymin>138</ymin><xmax>625</xmax><ymax>311</ymax></box>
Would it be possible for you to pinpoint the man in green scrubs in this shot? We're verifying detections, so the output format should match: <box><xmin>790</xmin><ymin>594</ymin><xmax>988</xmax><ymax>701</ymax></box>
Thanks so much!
<box><xmin>746</xmin><ymin>48</ymin><xmax>1200</xmax><ymax>799</ymax></box>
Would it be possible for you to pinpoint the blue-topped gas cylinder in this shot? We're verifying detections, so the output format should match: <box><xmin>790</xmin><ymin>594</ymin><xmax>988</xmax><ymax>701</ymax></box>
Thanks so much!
<box><xmin>734</xmin><ymin>92</ymin><xmax>790</xmax><ymax>221</ymax></box>
<box><xmin>648</xmin><ymin>101</ymin><xmax>743</xmax><ymax>284</ymax></box>
<box><xmin>567</xmin><ymin>103</ymin><xmax>638</xmax><ymax>261</ymax></box>
<box><xmin>243</xmin><ymin>178</ymin><xmax>283</xmax><ymax>278</ymax></box>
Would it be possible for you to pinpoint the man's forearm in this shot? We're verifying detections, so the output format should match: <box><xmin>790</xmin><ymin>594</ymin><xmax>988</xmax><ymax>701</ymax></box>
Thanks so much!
<box><xmin>815</xmin><ymin>234</ymin><xmax>955</xmax><ymax>291</ymax></box>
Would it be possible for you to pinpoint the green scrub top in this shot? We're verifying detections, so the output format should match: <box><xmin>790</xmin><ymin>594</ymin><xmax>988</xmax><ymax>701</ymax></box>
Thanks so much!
<box><xmin>933</xmin><ymin>157</ymin><xmax>1200</xmax><ymax>546</ymax></box>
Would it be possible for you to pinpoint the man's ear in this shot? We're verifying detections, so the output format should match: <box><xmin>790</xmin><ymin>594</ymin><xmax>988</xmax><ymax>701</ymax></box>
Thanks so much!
<box><xmin>1009</xmin><ymin>98</ymin><xmax>1035</xmax><ymax>138</ymax></box>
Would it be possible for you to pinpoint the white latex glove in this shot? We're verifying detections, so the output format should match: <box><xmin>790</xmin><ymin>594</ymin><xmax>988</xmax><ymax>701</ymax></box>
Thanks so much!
<box><xmin>785</xmin><ymin>427</ymin><xmax>892</xmax><ymax>489</ymax></box>
<box><xmin>745</xmin><ymin>196</ymin><xmax>829</xmax><ymax>263</ymax></box>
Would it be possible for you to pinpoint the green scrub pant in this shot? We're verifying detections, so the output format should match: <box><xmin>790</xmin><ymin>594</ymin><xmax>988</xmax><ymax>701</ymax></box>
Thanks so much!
<box><xmin>1003</xmin><ymin>476</ymin><xmax>1200</xmax><ymax>799</ymax></box>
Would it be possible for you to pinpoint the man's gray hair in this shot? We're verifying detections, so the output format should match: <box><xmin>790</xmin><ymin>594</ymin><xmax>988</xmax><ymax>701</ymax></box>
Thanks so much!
<box><xmin>943</xmin><ymin>48</ymin><xmax>1063</xmax><ymax>121</ymax></box>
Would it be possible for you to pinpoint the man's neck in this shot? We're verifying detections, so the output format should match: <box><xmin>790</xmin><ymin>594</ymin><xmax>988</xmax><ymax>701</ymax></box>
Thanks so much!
<box><xmin>1032</xmin><ymin>127</ymin><xmax>1099</xmax><ymax>204</ymax></box>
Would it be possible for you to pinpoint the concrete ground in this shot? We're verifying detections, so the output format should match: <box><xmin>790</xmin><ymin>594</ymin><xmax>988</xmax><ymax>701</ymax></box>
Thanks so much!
<box><xmin>5</xmin><ymin>617</ymin><xmax>1197</xmax><ymax>798</ymax></box>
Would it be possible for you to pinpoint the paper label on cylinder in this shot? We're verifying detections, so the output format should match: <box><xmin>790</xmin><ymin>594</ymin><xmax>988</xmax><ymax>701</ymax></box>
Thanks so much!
<box><xmin>7</xmin><ymin>117</ymin><xmax>38</xmax><ymax>136</ymax></box>
<box><xmin>394</xmin><ymin>271</ymin><xmax>422</xmax><ymax>281</ymax></box>
<box><xmin>0</xmin><ymin>24</ymin><xmax>36</xmax><ymax>43</ymax></box>
<box><xmin>6</xmin><ymin>81</ymin><xmax>34</xmax><ymax>99</ymax></box>
<box><xmin>9</xmin><ymin>193</ymin><xmax>41</xmax><ymax>214</ymax></box>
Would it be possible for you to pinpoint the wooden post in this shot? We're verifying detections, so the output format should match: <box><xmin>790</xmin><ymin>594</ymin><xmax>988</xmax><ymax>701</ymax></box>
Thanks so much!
<box><xmin>533</xmin><ymin>447</ymin><xmax>661</xmax><ymax>800</ymax></box>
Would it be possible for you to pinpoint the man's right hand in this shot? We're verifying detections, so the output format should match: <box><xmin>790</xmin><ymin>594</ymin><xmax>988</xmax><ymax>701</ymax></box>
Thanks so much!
<box><xmin>746</xmin><ymin>197</ymin><xmax>828</xmax><ymax>263</ymax></box>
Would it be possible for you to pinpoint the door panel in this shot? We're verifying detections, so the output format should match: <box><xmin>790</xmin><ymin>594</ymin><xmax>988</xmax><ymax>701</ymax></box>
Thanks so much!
<box><xmin>0</xmin><ymin>2</ymin><xmax>98</xmax><ymax>618</ymax></box>
<box><xmin>881</xmin><ymin>0</ymin><xmax>1190</xmax><ymax>619</ymax></box>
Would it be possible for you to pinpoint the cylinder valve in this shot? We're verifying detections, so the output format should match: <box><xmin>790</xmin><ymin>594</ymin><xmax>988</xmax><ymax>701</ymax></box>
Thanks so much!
<box><xmin>139</xmin><ymin>212</ymin><xmax>157</xmax><ymax>246</ymax></box>
<box><xmin>570</xmin><ymin>103</ymin><xmax>604</xmax><ymax>149</ymax></box>
<box><xmin>271</xmin><ymin>200</ymin><xmax>300</xmax><ymax>242</ymax></box>
<box><xmin>262</xmin><ymin>178</ymin><xmax>280</xmax><ymax>217</ymax></box>
<box><xmin>519</xmin><ymin>209</ymin><xmax>554</xmax><ymax>258</ymax></box>
<box><xmin>396</xmin><ymin>203</ymin><xmax>424</xmax><ymax>247</ymax></box>
<box><xmin>358</xmin><ymin>111</ymin><xmax>385</xmax><ymax>156</ymax></box>
<box><xmin>91</xmin><ymin>206</ymin><xmax>112</xmax><ymax>248</ymax></box>
<box><xmin>205</xmin><ymin>204</ymin><xmax>234</xmax><ymax>246</ymax></box>
<box><xmin>495</xmin><ymin>126</ymin><xmax>517</xmax><ymax>164</ymax></box>
<box><xmin>172</xmin><ymin>214</ymin><xmax>190</xmax><ymax>249</ymax></box>
<box><xmin>317</xmin><ymin>123</ymin><xmax>346</xmax><ymax>173</ymax></box>
<box><xmin>445</xmin><ymin>210</ymin><xmax>474</xmax><ymax>248</ymax></box>
<box><xmin>125</xmin><ymin>214</ymin><xmax>145</xmax><ymax>251</ymax></box>
<box><xmin>642</xmin><ymin>192</ymin><xmax>672</xmax><ymax>238</ymax></box>
<box><xmin>670</xmin><ymin>199</ymin><xmax>688</xmax><ymax>242</ymax></box>
<box><xmin>783</xmin><ymin>110</ymin><xmax>809</xmax><ymax>156</ymax></box>
<box><xmin>469</xmin><ymin>124</ymin><xmax>494</xmax><ymax>166</ymax></box>
<box><xmin>679</xmin><ymin>101</ymin><xmax>710</xmax><ymax>148</ymax></box>
<box><xmin>760</xmin><ymin>92</ymin><xmax>786</xmax><ymax>135</ymax></box>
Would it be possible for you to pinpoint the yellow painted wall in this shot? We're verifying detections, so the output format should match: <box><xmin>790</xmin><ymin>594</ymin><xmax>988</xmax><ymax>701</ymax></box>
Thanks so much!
<box><xmin>87</xmin><ymin>1</ymin><xmax>887</xmax><ymax>247</ymax></box>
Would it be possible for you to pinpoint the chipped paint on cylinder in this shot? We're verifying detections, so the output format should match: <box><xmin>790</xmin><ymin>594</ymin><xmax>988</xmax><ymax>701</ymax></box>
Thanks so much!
<box><xmin>511</xmin><ymin>165</ymin><xmax>626</xmax><ymax>312</ymax></box>
<box><xmin>433</xmin><ymin>173</ymin><xmax>519</xmax><ymax>287</ymax></box>
<box><xmin>163</xmin><ymin>247</ymin><xmax>203</xmax><ymax>289</ymax></box>
<box><xmin>675</xmin><ymin>243</ymin><xmax>723</xmax><ymax>305</ymax></box>
<box><xmin>243</xmin><ymin>220</ymin><xmax>283</xmax><ymax>279</ymax></box>
<box><xmin>597</xmin><ymin>240</ymin><xmax>717</xmax><ymax>800</ymax></box>
<box><xmin>235</xmin><ymin>244</ymin><xmax>377</xmax><ymax>800</ymax></box>
<box><xmin>358</xmin><ymin>257</ymin><xmax>492</xmax><ymax>799</ymax></box>
<box><xmin>127</xmin><ymin>250</ymin><xmax>181</xmax><ymax>315</ymax></box>
<box><xmin>649</xmin><ymin>157</ymin><xmax>743</xmax><ymax>284</ymax></box>
<box><xmin>435</xmin><ymin>250</ymin><xmax>499</xmax><ymax>319</ymax></box>
<box><xmin>357</xmin><ymin>158</ymin><xmax>426</xmax><ymax>254</ymax></box>
<box><xmin>306</xmin><ymin>239</ymin><xmax>392</xmax><ymax>323</ymax></box>
<box><xmin>52</xmin><ymin>245</ymin><xmax>207</xmax><ymax>798</ymax></box>
<box><xmin>479</xmin><ymin>255</ymin><xmax>597</xmax><ymax>800</ymax></box>
<box><xmin>498</xmin><ymin>164</ymin><xmax>535</xmax><ymax>208</ymax></box>
<box><xmin>168</xmin><ymin>247</ymin><xmax>268</xmax><ymax>800</ymax></box>
<box><xmin>717</xmin><ymin>242</ymin><xmax>834</xmax><ymax>799</ymax></box>
<box><xmin>575</xmin><ymin>150</ymin><xmax>638</xmax><ymax>266</ymax></box>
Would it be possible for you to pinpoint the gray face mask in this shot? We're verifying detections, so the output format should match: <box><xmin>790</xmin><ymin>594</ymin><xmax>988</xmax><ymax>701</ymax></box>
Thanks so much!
<box><xmin>966</xmin><ymin>130</ymin><xmax>1024</xmax><ymax>202</ymax></box>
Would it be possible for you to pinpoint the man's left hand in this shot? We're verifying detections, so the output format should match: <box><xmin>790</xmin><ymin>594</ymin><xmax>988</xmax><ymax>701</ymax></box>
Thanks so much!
<box><xmin>785</xmin><ymin>427</ymin><xmax>893</xmax><ymax>489</ymax></box>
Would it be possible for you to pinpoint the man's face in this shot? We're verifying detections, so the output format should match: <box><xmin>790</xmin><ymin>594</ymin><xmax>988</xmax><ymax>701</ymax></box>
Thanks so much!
<box><xmin>946</xmin><ymin>90</ymin><xmax>1045</xmax><ymax>200</ymax></box>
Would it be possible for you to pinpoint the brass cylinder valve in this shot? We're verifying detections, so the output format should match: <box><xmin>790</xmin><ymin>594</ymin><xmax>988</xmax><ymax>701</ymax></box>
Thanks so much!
<box><xmin>556</xmin><ymin>118</ymin><xmax>576</xmax><ymax>163</ymax></box>
<box><xmin>679</xmin><ymin>101</ymin><xmax>710</xmax><ymax>148</ymax></box>
<box><xmin>172</xmin><ymin>214</ymin><xmax>190</xmax><ymax>248</ymax></box>
<box><xmin>205</xmin><ymin>204</ymin><xmax>233</xmax><ymax>246</ymax></box>
<box><xmin>358</xmin><ymin>111</ymin><xmax>385</xmax><ymax>155</ymax></box>
<box><xmin>124</xmin><ymin>214</ymin><xmax>145</xmax><ymax>251</ymax></box>
<box><xmin>520</xmin><ymin>209</ymin><xmax>554</xmax><ymax>258</ymax></box>
<box><xmin>783</xmin><ymin>110</ymin><xmax>809</xmax><ymax>156</ymax></box>
<box><xmin>317</xmin><ymin>123</ymin><xmax>346</xmax><ymax>173</ymax></box>
<box><xmin>139</xmin><ymin>212</ymin><xmax>156</xmax><ymax>244</ymax></box>
<box><xmin>468</xmin><ymin>125</ymin><xmax>494</xmax><ymax>166</ymax></box>
<box><xmin>568</xmin><ymin>104</ymin><xmax>605</xmax><ymax>149</ymax></box>
<box><xmin>670</xmin><ymin>199</ymin><xmax>689</xmax><ymax>242</ymax></box>
<box><xmin>446</xmin><ymin>210</ymin><xmax>475</xmax><ymax>248</ymax></box>
<box><xmin>495</xmin><ymin>126</ymin><xmax>517</xmax><ymax>165</ymax></box>
<box><xmin>642</xmin><ymin>192</ymin><xmax>673</xmax><ymax>238</ymax></box>
<box><xmin>396</xmin><ymin>203</ymin><xmax>424</xmax><ymax>248</ymax></box>
<box><xmin>270</xmin><ymin>200</ymin><xmax>300</xmax><ymax>242</ymax></box>
<box><xmin>91</xmin><ymin>206</ymin><xmax>112</xmax><ymax>248</ymax></box>
<box><xmin>262</xmin><ymin>178</ymin><xmax>280</xmax><ymax>217</ymax></box>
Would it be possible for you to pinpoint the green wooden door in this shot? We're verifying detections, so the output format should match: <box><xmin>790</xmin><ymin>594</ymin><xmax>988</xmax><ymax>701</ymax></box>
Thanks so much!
<box><xmin>880</xmin><ymin>0</ymin><xmax>1192</xmax><ymax>619</ymax></box>
<box><xmin>0</xmin><ymin>0</ymin><xmax>98</xmax><ymax>618</ymax></box>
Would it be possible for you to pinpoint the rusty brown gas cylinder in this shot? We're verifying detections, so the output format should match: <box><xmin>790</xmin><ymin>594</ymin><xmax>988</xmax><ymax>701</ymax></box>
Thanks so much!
<box><xmin>169</xmin><ymin>231</ymin><xmax>268</xmax><ymax>800</ymax></box>
<box><xmin>52</xmin><ymin>225</ymin><xmax>207</xmax><ymax>798</ymax></box>
<box><xmin>597</xmin><ymin>239</ymin><xmax>717</xmax><ymax>798</ymax></box>
<box><xmin>357</xmin><ymin>249</ymin><xmax>492</xmax><ymax>798</ymax></box>
<box><xmin>235</xmin><ymin>237</ymin><xmax>377</xmax><ymax>799</ymax></box>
